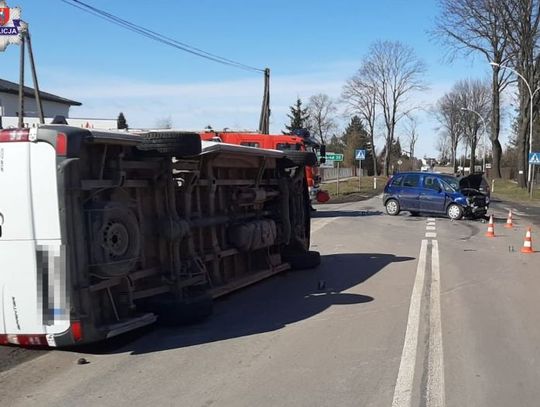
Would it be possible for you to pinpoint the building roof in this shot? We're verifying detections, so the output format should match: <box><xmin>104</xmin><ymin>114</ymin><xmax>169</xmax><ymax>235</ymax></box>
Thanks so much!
<box><xmin>0</xmin><ymin>79</ymin><xmax>82</xmax><ymax>106</ymax></box>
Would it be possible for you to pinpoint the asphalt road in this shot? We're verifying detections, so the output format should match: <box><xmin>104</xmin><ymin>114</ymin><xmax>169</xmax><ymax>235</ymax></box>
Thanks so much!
<box><xmin>1</xmin><ymin>197</ymin><xmax>539</xmax><ymax>407</ymax></box>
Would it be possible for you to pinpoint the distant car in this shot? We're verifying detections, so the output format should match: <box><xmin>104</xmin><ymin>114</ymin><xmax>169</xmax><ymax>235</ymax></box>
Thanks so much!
<box><xmin>383</xmin><ymin>172</ymin><xmax>489</xmax><ymax>220</ymax></box>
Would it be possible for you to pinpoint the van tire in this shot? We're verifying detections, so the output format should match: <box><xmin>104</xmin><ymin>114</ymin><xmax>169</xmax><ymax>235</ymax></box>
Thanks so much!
<box><xmin>138</xmin><ymin>293</ymin><xmax>213</xmax><ymax>326</ymax></box>
<box><xmin>282</xmin><ymin>151</ymin><xmax>318</xmax><ymax>167</ymax></box>
<box><xmin>90</xmin><ymin>203</ymin><xmax>141</xmax><ymax>278</ymax></box>
<box><xmin>285</xmin><ymin>250</ymin><xmax>321</xmax><ymax>270</ymax></box>
<box><xmin>137</xmin><ymin>132</ymin><xmax>201</xmax><ymax>157</ymax></box>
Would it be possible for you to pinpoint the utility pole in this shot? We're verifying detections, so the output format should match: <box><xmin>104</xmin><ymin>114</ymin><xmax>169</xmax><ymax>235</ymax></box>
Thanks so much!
<box><xmin>26</xmin><ymin>30</ymin><xmax>44</xmax><ymax>124</ymax></box>
<box><xmin>18</xmin><ymin>33</ymin><xmax>25</xmax><ymax>128</ymax></box>
<box><xmin>258</xmin><ymin>68</ymin><xmax>270</xmax><ymax>134</ymax></box>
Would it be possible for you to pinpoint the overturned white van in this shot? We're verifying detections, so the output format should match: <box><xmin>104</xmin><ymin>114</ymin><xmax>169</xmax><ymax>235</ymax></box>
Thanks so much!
<box><xmin>0</xmin><ymin>126</ymin><xmax>319</xmax><ymax>347</ymax></box>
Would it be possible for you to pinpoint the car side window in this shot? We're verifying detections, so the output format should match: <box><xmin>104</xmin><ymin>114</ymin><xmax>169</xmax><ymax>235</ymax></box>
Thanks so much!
<box><xmin>402</xmin><ymin>174</ymin><xmax>420</xmax><ymax>188</ymax></box>
<box><xmin>441</xmin><ymin>180</ymin><xmax>454</xmax><ymax>193</ymax></box>
<box><xmin>391</xmin><ymin>175</ymin><xmax>403</xmax><ymax>186</ymax></box>
<box><xmin>423</xmin><ymin>176</ymin><xmax>440</xmax><ymax>191</ymax></box>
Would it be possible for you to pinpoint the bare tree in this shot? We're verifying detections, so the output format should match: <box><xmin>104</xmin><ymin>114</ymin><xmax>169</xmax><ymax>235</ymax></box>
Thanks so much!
<box><xmin>358</xmin><ymin>40</ymin><xmax>426</xmax><ymax>176</ymax></box>
<box><xmin>456</xmin><ymin>79</ymin><xmax>492</xmax><ymax>171</ymax></box>
<box><xmin>434</xmin><ymin>0</ymin><xmax>513</xmax><ymax>178</ymax></box>
<box><xmin>306</xmin><ymin>94</ymin><xmax>337</xmax><ymax>145</ymax></box>
<box><xmin>436</xmin><ymin>132</ymin><xmax>452</xmax><ymax>163</ymax></box>
<box><xmin>497</xmin><ymin>0</ymin><xmax>540</xmax><ymax>187</ymax></box>
<box><xmin>405</xmin><ymin>116</ymin><xmax>420</xmax><ymax>160</ymax></box>
<box><xmin>342</xmin><ymin>76</ymin><xmax>378</xmax><ymax>175</ymax></box>
<box><xmin>434</xmin><ymin>89</ymin><xmax>465</xmax><ymax>172</ymax></box>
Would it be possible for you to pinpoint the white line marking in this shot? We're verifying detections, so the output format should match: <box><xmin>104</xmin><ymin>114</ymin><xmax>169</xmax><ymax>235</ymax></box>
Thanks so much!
<box><xmin>425</xmin><ymin>232</ymin><xmax>437</xmax><ymax>238</ymax></box>
<box><xmin>426</xmin><ymin>226</ymin><xmax>436</xmax><ymax>231</ymax></box>
<box><xmin>427</xmin><ymin>222</ymin><xmax>436</xmax><ymax>226</ymax></box>
<box><xmin>427</xmin><ymin>240</ymin><xmax>445</xmax><ymax>407</ymax></box>
<box><xmin>427</xmin><ymin>218</ymin><xmax>436</xmax><ymax>222</ymax></box>
<box><xmin>392</xmin><ymin>240</ymin><xmax>428</xmax><ymax>407</ymax></box>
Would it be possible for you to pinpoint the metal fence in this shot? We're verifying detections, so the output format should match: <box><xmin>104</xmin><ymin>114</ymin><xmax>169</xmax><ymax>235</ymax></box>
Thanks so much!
<box><xmin>320</xmin><ymin>167</ymin><xmax>354</xmax><ymax>181</ymax></box>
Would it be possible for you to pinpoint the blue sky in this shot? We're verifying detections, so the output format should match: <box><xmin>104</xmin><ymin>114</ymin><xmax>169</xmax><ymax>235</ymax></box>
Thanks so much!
<box><xmin>2</xmin><ymin>0</ymin><xmax>501</xmax><ymax>157</ymax></box>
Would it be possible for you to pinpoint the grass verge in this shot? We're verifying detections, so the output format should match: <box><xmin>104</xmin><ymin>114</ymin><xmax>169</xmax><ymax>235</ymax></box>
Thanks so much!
<box><xmin>321</xmin><ymin>176</ymin><xmax>388</xmax><ymax>204</ymax></box>
<box><xmin>491</xmin><ymin>179</ymin><xmax>540</xmax><ymax>205</ymax></box>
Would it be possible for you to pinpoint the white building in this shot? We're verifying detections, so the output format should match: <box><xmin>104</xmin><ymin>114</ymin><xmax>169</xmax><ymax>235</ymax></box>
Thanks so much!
<box><xmin>0</xmin><ymin>78</ymin><xmax>116</xmax><ymax>129</ymax></box>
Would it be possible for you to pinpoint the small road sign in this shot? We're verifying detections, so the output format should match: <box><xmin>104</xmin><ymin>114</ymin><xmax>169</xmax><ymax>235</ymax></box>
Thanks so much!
<box><xmin>355</xmin><ymin>149</ymin><xmax>366</xmax><ymax>160</ymax></box>
<box><xmin>529</xmin><ymin>152</ymin><xmax>540</xmax><ymax>165</ymax></box>
<box><xmin>320</xmin><ymin>160</ymin><xmax>334</xmax><ymax>169</ymax></box>
<box><xmin>325</xmin><ymin>153</ymin><xmax>344</xmax><ymax>162</ymax></box>
<box><xmin>397</xmin><ymin>159</ymin><xmax>403</xmax><ymax>166</ymax></box>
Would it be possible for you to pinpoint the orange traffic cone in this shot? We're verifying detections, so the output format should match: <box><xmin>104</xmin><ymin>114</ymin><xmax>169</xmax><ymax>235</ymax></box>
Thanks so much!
<box><xmin>521</xmin><ymin>227</ymin><xmax>534</xmax><ymax>254</ymax></box>
<box><xmin>505</xmin><ymin>210</ymin><xmax>514</xmax><ymax>228</ymax></box>
<box><xmin>485</xmin><ymin>215</ymin><xmax>496</xmax><ymax>237</ymax></box>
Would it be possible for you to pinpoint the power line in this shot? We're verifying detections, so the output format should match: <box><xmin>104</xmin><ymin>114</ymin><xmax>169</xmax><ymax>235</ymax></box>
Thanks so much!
<box><xmin>60</xmin><ymin>0</ymin><xmax>264</xmax><ymax>73</ymax></box>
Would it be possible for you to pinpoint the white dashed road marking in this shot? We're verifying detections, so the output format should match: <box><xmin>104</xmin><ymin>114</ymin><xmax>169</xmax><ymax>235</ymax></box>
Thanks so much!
<box><xmin>427</xmin><ymin>239</ymin><xmax>445</xmax><ymax>407</ymax></box>
<box><xmin>393</xmin><ymin>218</ymin><xmax>446</xmax><ymax>406</ymax></box>
<box><xmin>392</xmin><ymin>239</ymin><xmax>428</xmax><ymax>407</ymax></box>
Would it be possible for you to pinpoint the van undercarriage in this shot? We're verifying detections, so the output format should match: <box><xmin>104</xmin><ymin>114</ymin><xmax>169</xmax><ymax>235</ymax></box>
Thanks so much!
<box><xmin>0</xmin><ymin>126</ymin><xmax>318</xmax><ymax>346</ymax></box>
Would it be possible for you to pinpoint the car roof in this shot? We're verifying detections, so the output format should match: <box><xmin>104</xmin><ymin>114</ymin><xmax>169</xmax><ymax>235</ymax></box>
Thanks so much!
<box><xmin>394</xmin><ymin>171</ymin><xmax>454</xmax><ymax>177</ymax></box>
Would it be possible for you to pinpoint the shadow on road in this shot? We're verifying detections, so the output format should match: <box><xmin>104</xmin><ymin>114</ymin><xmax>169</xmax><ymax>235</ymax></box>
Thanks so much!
<box><xmin>72</xmin><ymin>252</ymin><xmax>413</xmax><ymax>356</ymax></box>
<box><xmin>312</xmin><ymin>210</ymin><xmax>383</xmax><ymax>218</ymax></box>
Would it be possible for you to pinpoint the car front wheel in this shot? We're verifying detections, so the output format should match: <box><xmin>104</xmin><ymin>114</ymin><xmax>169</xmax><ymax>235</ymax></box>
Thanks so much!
<box><xmin>385</xmin><ymin>199</ymin><xmax>400</xmax><ymax>216</ymax></box>
<box><xmin>447</xmin><ymin>203</ymin><xmax>463</xmax><ymax>220</ymax></box>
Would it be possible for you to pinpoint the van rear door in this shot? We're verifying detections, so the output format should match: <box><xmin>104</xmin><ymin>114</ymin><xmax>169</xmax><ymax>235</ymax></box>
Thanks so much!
<box><xmin>0</xmin><ymin>129</ymin><xmax>68</xmax><ymax>339</ymax></box>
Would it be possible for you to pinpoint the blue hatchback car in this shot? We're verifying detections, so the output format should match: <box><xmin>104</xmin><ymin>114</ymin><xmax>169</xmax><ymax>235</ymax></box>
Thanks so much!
<box><xmin>383</xmin><ymin>172</ymin><xmax>489</xmax><ymax>220</ymax></box>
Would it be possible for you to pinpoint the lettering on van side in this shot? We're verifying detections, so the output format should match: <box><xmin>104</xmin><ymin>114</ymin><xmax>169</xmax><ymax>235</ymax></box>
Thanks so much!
<box><xmin>11</xmin><ymin>296</ymin><xmax>20</xmax><ymax>330</ymax></box>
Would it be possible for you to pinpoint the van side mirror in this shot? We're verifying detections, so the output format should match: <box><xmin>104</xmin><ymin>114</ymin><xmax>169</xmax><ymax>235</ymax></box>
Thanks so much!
<box><xmin>320</xmin><ymin>145</ymin><xmax>326</xmax><ymax>156</ymax></box>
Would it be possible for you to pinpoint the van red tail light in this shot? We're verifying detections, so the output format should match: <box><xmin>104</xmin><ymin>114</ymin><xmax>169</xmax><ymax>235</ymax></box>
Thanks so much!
<box><xmin>56</xmin><ymin>132</ymin><xmax>68</xmax><ymax>156</ymax></box>
<box><xmin>71</xmin><ymin>320</ymin><xmax>83</xmax><ymax>342</ymax></box>
<box><xmin>0</xmin><ymin>129</ymin><xmax>30</xmax><ymax>142</ymax></box>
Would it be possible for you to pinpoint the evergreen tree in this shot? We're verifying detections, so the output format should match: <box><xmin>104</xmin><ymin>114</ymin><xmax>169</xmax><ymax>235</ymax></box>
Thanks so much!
<box><xmin>117</xmin><ymin>112</ymin><xmax>128</xmax><ymax>130</ymax></box>
<box><xmin>379</xmin><ymin>137</ymin><xmax>405</xmax><ymax>174</ymax></box>
<box><xmin>341</xmin><ymin>116</ymin><xmax>375</xmax><ymax>174</ymax></box>
<box><xmin>326</xmin><ymin>134</ymin><xmax>345</xmax><ymax>154</ymax></box>
<box><xmin>283</xmin><ymin>98</ymin><xmax>310</xmax><ymax>134</ymax></box>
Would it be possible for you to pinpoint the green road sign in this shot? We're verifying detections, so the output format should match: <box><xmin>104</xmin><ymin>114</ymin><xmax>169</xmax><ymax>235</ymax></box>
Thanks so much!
<box><xmin>324</xmin><ymin>153</ymin><xmax>344</xmax><ymax>162</ymax></box>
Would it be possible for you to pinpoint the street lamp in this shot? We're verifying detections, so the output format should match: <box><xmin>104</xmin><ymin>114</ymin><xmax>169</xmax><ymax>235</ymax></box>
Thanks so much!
<box><xmin>460</xmin><ymin>107</ymin><xmax>488</xmax><ymax>173</ymax></box>
<box><xmin>490</xmin><ymin>62</ymin><xmax>540</xmax><ymax>196</ymax></box>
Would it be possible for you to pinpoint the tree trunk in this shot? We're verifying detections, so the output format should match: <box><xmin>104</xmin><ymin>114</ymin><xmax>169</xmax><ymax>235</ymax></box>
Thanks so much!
<box><xmin>517</xmin><ymin>90</ymin><xmax>530</xmax><ymax>188</ymax></box>
<box><xmin>451</xmin><ymin>146</ymin><xmax>457</xmax><ymax>174</ymax></box>
<box><xmin>470</xmin><ymin>142</ymin><xmax>476</xmax><ymax>173</ymax></box>
<box><xmin>384</xmin><ymin>141</ymin><xmax>391</xmax><ymax>176</ymax></box>
<box><xmin>491</xmin><ymin>68</ymin><xmax>502</xmax><ymax>178</ymax></box>
<box><xmin>370</xmin><ymin>132</ymin><xmax>378</xmax><ymax>176</ymax></box>
<box><xmin>491</xmin><ymin>139</ymin><xmax>503</xmax><ymax>177</ymax></box>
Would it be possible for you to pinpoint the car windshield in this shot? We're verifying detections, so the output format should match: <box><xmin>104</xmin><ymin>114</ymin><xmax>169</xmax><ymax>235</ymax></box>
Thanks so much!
<box><xmin>439</xmin><ymin>175</ymin><xmax>459</xmax><ymax>192</ymax></box>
